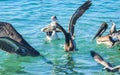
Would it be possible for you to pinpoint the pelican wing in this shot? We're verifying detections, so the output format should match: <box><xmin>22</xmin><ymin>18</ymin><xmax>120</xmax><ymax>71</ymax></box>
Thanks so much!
<box><xmin>0</xmin><ymin>22</ymin><xmax>40</xmax><ymax>56</ymax></box>
<box><xmin>56</xmin><ymin>23</ymin><xmax>68</xmax><ymax>37</ymax></box>
<box><xmin>0</xmin><ymin>22</ymin><xmax>22</xmax><ymax>42</ymax></box>
<box><xmin>90</xmin><ymin>51</ymin><xmax>112</xmax><ymax>68</ymax></box>
<box><xmin>68</xmin><ymin>0</ymin><xmax>92</xmax><ymax>36</ymax></box>
<box><xmin>41</xmin><ymin>24</ymin><xmax>61</xmax><ymax>32</ymax></box>
<box><xmin>112</xmin><ymin>65</ymin><xmax>120</xmax><ymax>71</ymax></box>
<box><xmin>0</xmin><ymin>37</ymin><xmax>31</xmax><ymax>56</ymax></box>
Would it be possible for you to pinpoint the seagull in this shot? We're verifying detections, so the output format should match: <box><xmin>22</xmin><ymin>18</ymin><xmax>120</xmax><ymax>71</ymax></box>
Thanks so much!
<box><xmin>92</xmin><ymin>21</ymin><xmax>120</xmax><ymax>47</ymax></box>
<box><xmin>90</xmin><ymin>51</ymin><xmax>120</xmax><ymax>72</ymax></box>
<box><xmin>41</xmin><ymin>16</ymin><xmax>61</xmax><ymax>41</ymax></box>
<box><xmin>0</xmin><ymin>22</ymin><xmax>40</xmax><ymax>56</ymax></box>
<box><xmin>56</xmin><ymin>0</ymin><xmax>92</xmax><ymax>51</ymax></box>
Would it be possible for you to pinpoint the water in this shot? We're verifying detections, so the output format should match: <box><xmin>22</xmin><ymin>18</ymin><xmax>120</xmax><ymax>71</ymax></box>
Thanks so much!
<box><xmin>0</xmin><ymin>0</ymin><xmax>120</xmax><ymax>75</ymax></box>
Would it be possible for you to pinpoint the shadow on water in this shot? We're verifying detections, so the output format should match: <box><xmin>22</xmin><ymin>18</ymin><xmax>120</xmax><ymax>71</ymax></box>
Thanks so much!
<box><xmin>52</xmin><ymin>52</ymin><xmax>84</xmax><ymax>75</ymax></box>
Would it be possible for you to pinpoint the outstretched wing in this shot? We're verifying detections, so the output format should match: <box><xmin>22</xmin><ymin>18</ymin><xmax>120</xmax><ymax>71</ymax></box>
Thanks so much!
<box><xmin>0</xmin><ymin>22</ymin><xmax>23</xmax><ymax>42</ymax></box>
<box><xmin>68</xmin><ymin>0</ymin><xmax>92</xmax><ymax>36</ymax></box>
<box><xmin>90</xmin><ymin>51</ymin><xmax>112</xmax><ymax>68</ymax></box>
<box><xmin>0</xmin><ymin>37</ymin><xmax>31</xmax><ymax>56</ymax></box>
<box><xmin>0</xmin><ymin>22</ymin><xmax>40</xmax><ymax>56</ymax></box>
<box><xmin>41</xmin><ymin>24</ymin><xmax>61</xmax><ymax>32</ymax></box>
<box><xmin>112</xmin><ymin>65</ymin><xmax>120</xmax><ymax>71</ymax></box>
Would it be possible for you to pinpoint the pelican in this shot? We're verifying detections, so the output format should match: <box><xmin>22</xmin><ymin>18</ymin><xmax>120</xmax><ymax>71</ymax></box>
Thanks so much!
<box><xmin>90</xmin><ymin>51</ymin><xmax>120</xmax><ymax>72</ymax></box>
<box><xmin>0</xmin><ymin>22</ymin><xmax>40</xmax><ymax>56</ymax></box>
<box><xmin>56</xmin><ymin>0</ymin><xmax>92</xmax><ymax>51</ymax></box>
<box><xmin>92</xmin><ymin>22</ymin><xmax>120</xmax><ymax>47</ymax></box>
<box><xmin>0</xmin><ymin>37</ymin><xmax>32</xmax><ymax>56</ymax></box>
<box><xmin>41</xmin><ymin>16</ymin><xmax>61</xmax><ymax>41</ymax></box>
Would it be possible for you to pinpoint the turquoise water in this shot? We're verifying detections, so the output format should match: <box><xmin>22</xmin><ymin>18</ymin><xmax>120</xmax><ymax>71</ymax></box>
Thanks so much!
<box><xmin>0</xmin><ymin>0</ymin><xmax>120</xmax><ymax>75</ymax></box>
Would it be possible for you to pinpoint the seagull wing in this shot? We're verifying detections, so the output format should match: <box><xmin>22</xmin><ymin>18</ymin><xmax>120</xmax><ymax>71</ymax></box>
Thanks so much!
<box><xmin>41</xmin><ymin>23</ymin><xmax>61</xmax><ymax>32</ymax></box>
<box><xmin>68</xmin><ymin>0</ymin><xmax>92</xmax><ymax>36</ymax></box>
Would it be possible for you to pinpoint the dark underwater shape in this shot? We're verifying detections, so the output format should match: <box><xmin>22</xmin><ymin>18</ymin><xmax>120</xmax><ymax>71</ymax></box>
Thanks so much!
<box><xmin>0</xmin><ymin>22</ymin><xmax>40</xmax><ymax>56</ymax></box>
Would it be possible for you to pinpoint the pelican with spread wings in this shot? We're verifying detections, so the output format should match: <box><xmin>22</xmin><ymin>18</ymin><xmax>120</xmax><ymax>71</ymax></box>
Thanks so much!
<box><xmin>91</xmin><ymin>51</ymin><xmax>120</xmax><ymax>72</ymax></box>
<box><xmin>56</xmin><ymin>0</ymin><xmax>92</xmax><ymax>51</ymax></box>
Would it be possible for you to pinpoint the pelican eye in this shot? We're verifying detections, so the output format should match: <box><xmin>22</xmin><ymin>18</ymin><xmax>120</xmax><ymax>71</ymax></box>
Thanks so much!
<box><xmin>11</xmin><ymin>33</ymin><xmax>13</xmax><ymax>36</ymax></box>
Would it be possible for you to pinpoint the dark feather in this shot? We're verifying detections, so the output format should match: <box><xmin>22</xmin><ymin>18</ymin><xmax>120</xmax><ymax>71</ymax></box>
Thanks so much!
<box><xmin>90</xmin><ymin>51</ymin><xmax>112</xmax><ymax>68</ymax></box>
<box><xmin>0</xmin><ymin>22</ymin><xmax>40</xmax><ymax>56</ymax></box>
<box><xmin>0</xmin><ymin>37</ymin><xmax>31</xmax><ymax>56</ymax></box>
<box><xmin>69</xmin><ymin>0</ymin><xmax>92</xmax><ymax>36</ymax></box>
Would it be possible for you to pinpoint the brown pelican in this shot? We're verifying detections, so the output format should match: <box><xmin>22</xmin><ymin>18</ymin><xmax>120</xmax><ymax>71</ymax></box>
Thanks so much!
<box><xmin>41</xmin><ymin>16</ymin><xmax>61</xmax><ymax>41</ymax></box>
<box><xmin>56</xmin><ymin>1</ymin><xmax>92</xmax><ymax>51</ymax></box>
<box><xmin>0</xmin><ymin>22</ymin><xmax>40</xmax><ymax>56</ymax></box>
<box><xmin>92</xmin><ymin>22</ymin><xmax>120</xmax><ymax>47</ymax></box>
<box><xmin>90</xmin><ymin>51</ymin><xmax>120</xmax><ymax>72</ymax></box>
<box><xmin>0</xmin><ymin>37</ymin><xmax>32</xmax><ymax>56</ymax></box>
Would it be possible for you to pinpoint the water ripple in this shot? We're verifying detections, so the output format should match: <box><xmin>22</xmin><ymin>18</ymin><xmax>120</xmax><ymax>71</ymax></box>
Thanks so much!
<box><xmin>0</xmin><ymin>0</ymin><xmax>120</xmax><ymax>75</ymax></box>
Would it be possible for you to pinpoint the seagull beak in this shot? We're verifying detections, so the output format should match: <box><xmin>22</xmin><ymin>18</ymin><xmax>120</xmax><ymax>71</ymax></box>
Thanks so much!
<box><xmin>92</xmin><ymin>22</ymin><xmax>108</xmax><ymax>40</ymax></box>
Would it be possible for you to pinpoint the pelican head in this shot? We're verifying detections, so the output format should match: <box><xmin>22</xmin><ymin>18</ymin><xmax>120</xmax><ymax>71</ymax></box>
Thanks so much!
<box><xmin>93</xmin><ymin>22</ymin><xmax>108</xmax><ymax>40</ymax></box>
<box><xmin>110</xmin><ymin>20</ymin><xmax>117</xmax><ymax>34</ymax></box>
<box><xmin>51</xmin><ymin>16</ymin><xmax>57</xmax><ymax>22</ymax></box>
<box><xmin>93</xmin><ymin>22</ymin><xmax>119</xmax><ymax>47</ymax></box>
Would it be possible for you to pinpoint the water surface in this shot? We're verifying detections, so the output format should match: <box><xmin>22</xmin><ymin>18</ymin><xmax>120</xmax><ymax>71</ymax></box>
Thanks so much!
<box><xmin>0</xmin><ymin>0</ymin><xmax>120</xmax><ymax>75</ymax></box>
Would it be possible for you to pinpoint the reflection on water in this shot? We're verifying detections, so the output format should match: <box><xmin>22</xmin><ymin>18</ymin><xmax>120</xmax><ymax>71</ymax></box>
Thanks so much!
<box><xmin>52</xmin><ymin>53</ymin><xmax>84</xmax><ymax>75</ymax></box>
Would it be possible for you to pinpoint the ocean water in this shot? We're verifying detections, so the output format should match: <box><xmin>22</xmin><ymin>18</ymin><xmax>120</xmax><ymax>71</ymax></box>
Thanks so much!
<box><xmin>0</xmin><ymin>0</ymin><xmax>120</xmax><ymax>75</ymax></box>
